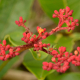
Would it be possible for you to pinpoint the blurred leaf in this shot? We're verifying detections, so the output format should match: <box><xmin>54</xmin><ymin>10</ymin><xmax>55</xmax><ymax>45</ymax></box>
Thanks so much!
<box><xmin>0</xmin><ymin>57</ymin><xmax>18</xmax><ymax>79</ymax></box>
<box><xmin>23</xmin><ymin>51</ymin><xmax>55</xmax><ymax>80</ymax></box>
<box><xmin>46</xmin><ymin>72</ymin><xmax>80</xmax><ymax>80</ymax></box>
<box><xmin>29</xmin><ymin>35</ymin><xmax>57</xmax><ymax>60</ymax></box>
<box><xmin>0</xmin><ymin>0</ymin><xmax>33</xmax><ymax>40</ymax></box>
<box><xmin>49</xmin><ymin>73</ymin><xmax>80</xmax><ymax>80</ymax></box>
<box><xmin>70</xmin><ymin>33</ymin><xmax>80</xmax><ymax>41</ymax></box>
<box><xmin>57</xmin><ymin>73</ymin><xmax>80</xmax><ymax>80</ymax></box>
<box><xmin>55</xmin><ymin>34</ymin><xmax>74</xmax><ymax>52</ymax></box>
<box><xmin>29</xmin><ymin>34</ymin><xmax>74</xmax><ymax>60</ymax></box>
<box><xmin>42</xmin><ymin>35</ymin><xmax>56</xmax><ymax>44</ymax></box>
<box><xmin>4</xmin><ymin>31</ymin><xmax>26</xmax><ymax>46</ymax></box>
<box><xmin>29</xmin><ymin>48</ymin><xmax>48</xmax><ymax>60</ymax></box>
<box><xmin>38</xmin><ymin>0</ymin><xmax>80</xmax><ymax>23</ymax></box>
<box><xmin>46</xmin><ymin>71</ymin><xmax>59</xmax><ymax>80</ymax></box>
<box><xmin>0</xmin><ymin>0</ymin><xmax>33</xmax><ymax>78</ymax></box>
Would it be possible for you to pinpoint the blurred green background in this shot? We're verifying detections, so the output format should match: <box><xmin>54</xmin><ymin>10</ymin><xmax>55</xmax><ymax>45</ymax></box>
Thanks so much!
<box><xmin>0</xmin><ymin>0</ymin><xmax>80</xmax><ymax>80</ymax></box>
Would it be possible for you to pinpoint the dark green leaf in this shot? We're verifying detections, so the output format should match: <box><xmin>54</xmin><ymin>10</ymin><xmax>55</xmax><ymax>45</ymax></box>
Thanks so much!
<box><xmin>70</xmin><ymin>33</ymin><xmax>80</xmax><ymax>41</ymax></box>
<box><xmin>29</xmin><ymin>48</ymin><xmax>48</xmax><ymax>60</ymax></box>
<box><xmin>0</xmin><ymin>57</ymin><xmax>18</xmax><ymax>79</ymax></box>
<box><xmin>46</xmin><ymin>72</ymin><xmax>80</xmax><ymax>80</ymax></box>
<box><xmin>0</xmin><ymin>0</ymin><xmax>33</xmax><ymax>78</ymax></box>
<box><xmin>29</xmin><ymin>35</ymin><xmax>57</xmax><ymax>60</ymax></box>
<box><xmin>0</xmin><ymin>0</ymin><xmax>33</xmax><ymax>40</ymax></box>
<box><xmin>38</xmin><ymin>0</ymin><xmax>80</xmax><ymax>23</ymax></box>
<box><xmin>55</xmin><ymin>34</ymin><xmax>74</xmax><ymax>52</ymax></box>
<box><xmin>23</xmin><ymin>51</ymin><xmax>55</xmax><ymax>79</ymax></box>
<box><xmin>4</xmin><ymin>31</ymin><xmax>26</xmax><ymax>46</ymax></box>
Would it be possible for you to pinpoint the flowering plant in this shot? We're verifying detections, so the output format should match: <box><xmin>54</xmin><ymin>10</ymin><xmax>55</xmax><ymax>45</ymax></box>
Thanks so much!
<box><xmin>1</xmin><ymin>0</ymin><xmax>80</xmax><ymax>79</ymax></box>
<box><xmin>0</xmin><ymin>6</ymin><xmax>79</xmax><ymax>74</ymax></box>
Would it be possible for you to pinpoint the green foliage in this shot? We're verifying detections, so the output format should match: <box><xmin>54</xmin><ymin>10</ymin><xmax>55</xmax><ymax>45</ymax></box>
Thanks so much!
<box><xmin>4</xmin><ymin>31</ymin><xmax>26</xmax><ymax>46</ymax></box>
<box><xmin>0</xmin><ymin>0</ymin><xmax>33</xmax><ymax>78</ymax></box>
<box><xmin>55</xmin><ymin>34</ymin><xmax>74</xmax><ymax>52</ymax></box>
<box><xmin>0</xmin><ymin>0</ymin><xmax>80</xmax><ymax>79</ymax></box>
<box><xmin>39</xmin><ymin>0</ymin><xmax>80</xmax><ymax>23</ymax></box>
<box><xmin>47</xmin><ymin>72</ymin><xmax>80</xmax><ymax>80</ymax></box>
<box><xmin>70</xmin><ymin>33</ymin><xmax>80</xmax><ymax>41</ymax></box>
<box><xmin>0</xmin><ymin>0</ymin><xmax>33</xmax><ymax>40</ymax></box>
<box><xmin>0</xmin><ymin>57</ymin><xmax>18</xmax><ymax>79</ymax></box>
<box><xmin>23</xmin><ymin>50</ymin><xmax>55</xmax><ymax>80</ymax></box>
<box><xmin>29</xmin><ymin>48</ymin><xmax>48</xmax><ymax>60</ymax></box>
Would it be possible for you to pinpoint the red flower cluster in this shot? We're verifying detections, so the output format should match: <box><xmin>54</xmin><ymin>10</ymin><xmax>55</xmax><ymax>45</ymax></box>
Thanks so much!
<box><xmin>43</xmin><ymin>46</ymin><xmax>80</xmax><ymax>73</ymax></box>
<box><xmin>15</xmin><ymin>17</ymin><xmax>26</xmax><ymax>26</ymax></box>
<box><xmin>34</xmin><ymin>42</ymin><xmax>50</xmax><ymax>51</ymax></box>
<box><xmin>21</xmin><ymin>26</ymin><xmax>50</xmax><ymax>51</ymax></box>
<box><xmin>0</xmin><ymin>40</ymin><xmax>20</xmax><ymax>61</ymax></box>
<box><xmin>0</xmin><ymin>6</ymin><xmax>79</xmax><ymax>74</ymax></box>
<box><xmin>52</xmin><ymin>6</ymin><xmax>79</xmax><ymax>31</ymax></box>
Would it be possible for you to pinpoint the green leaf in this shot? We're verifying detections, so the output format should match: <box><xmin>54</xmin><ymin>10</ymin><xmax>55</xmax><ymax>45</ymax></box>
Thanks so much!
<box><xmin>55</xmin><ymin>34</ymin><xmax>74</xmax><ymax>52</ymax></box>
<box><xmin>0</xmin><ymin>57</ymin><xmax>18</xmax><ymax>79</ymax></box>
<box><xmin>0</xmin><ymin>0</ymin><xmax>33</xmax><ymax>40</ymax></box>
<box><xmin>38</xmin><ymin>0</ymin><xmax>80</xmax><ymax>23</ymax></box>
<box><xmin>29</xmin><ymin>48</ymin><xmax>48</xmax><ymax>60</ymax></box>
<box><xmin>70</xmin><ymin>33</ymin><xmax>80</xmax><ymax>41</ymax></box>
<box><xmin>4</xmin><ymin>31</ymin><xmax>26</xmax><ymax>46</ymax></box>
<box><xmin>58</xmin><ymin>73</ymin><xmax>80</xmax><ymax>80</ymax></box>
<box><xmin>29</xmin><ymin>35</ymin><xmax>57</xmax><ymax>60</ymax></box>
<box><xmin>0</xmin><ymin>0</ymin><xmax>33</xmax><ymax>78</ymax></box>
<box><xmin>42</xmin><ymin>35</ymin><xmax>57</xmax><ymax>45</ymax></box>
<box><xmin>46</xmin><ymin>72</ymin><xmax>80</xmax><ymax>80</ymax></box>
<box><xmin>23</xmin><ymin>51</ymin><xmax>55</xmax><ymax>80</ymax></box>
<box><xmin>46</xmin><ymin>71</ymin><xmax>59</xmax><ymax>80</ymax></box>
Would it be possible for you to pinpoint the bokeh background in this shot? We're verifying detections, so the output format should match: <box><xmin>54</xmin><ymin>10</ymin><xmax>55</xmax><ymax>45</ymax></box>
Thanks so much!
<box><xmin>0</xmin><ymin>0</ymin><xmax>80</xmax><ymax>80</ymax></box>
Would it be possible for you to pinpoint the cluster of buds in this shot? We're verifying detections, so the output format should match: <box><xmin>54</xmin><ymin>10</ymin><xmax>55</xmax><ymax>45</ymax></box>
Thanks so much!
<box><xmin>43</xmin><ymin>46</ymin><xmax>80</xmax><ymax>73</ymax></box>
<box><xmin>12</xmin><ymin>7</ymin><xmax>80</xmax><ymax>73</ymax></box>
<box><xmin>21</xmin><ymin>26</ymin><xmax>50</xmax><ymax>49</ymax></box>
<box><xmin>52</xmin><ymin>6</ymin><xmax>79</xmax><ymax>31</ymax></box>
<box><xmin>33</xmin><ymin>41</ymin><xmax>50</xmax><ymax>51</ymax></box>
<box><xmin>0</xmin><ymin>6</ymin><xmax>79</xmax><ymax>74</ymax></box>
<box><xmin>15</xmin><ymin>17</ymin><xmax>26</xmax><ymax>26</ymax></box>
<box><xmin>0</xmin><ymin>40</ymin><xmax>20</xmax><ymax>61</ymax></box>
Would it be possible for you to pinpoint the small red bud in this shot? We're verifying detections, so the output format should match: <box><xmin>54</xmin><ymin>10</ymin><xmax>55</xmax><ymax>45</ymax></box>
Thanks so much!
<box><xmin>33</xmin><ymin>35</ymin><xmax>36</xmax><ymax>38</ymax></box>
<box><xmin>52</xmin><ymin>14</ymin><xmax>57</xmax><ymax>18</ymax></box>
<box><xmin>74</xmin><ymin>19</ymin><xmax>79</xmax><ymax>23</ymax></box>
<box><xmin>64</xmin><ymin>52</ymin><xmax>69</xmax><ymax>57</ymax></box>
<box><xmin>16</xmin><ymin>48</ymin><xmax>20</xmax><ymax>52</ymax></box>
<box><xmin>6</xmin><ymin>54</ymin><xmax>10</xmax><ymax>58</ymax></box>
<box><xmin>24</xmin><ymin>20</ymin><xmax>26</xmax><ymax>23</ymax></box>
<box><xmin>68</xmin><ymin>10</ymin><xmax>73</xmax><ymax>16</ymax></box>
<box><xmin>66</xmin><ymin>6</ymin><xmax>70</xmax><ymax>12</ymax></box>
<box><xmin>43</xmin><ymin>62</ymin><xmax>48</xmax><ymax>66</ymax></box>
<box><xmin>27</xmin><ymin>33</ymin><xmax>30</xmax><ymax>38</ymax></box>
<box><xmin>3</xmin><ymin>40</ymin><xmax>6</xmax><ymax>45</ymax></box>
<box><xmin>52</xmin><ymin>57</ymin><xmax>56</xmax><ymax>62</ymax></box>
<box><xmin>23</xmin><ymin>32</ymin><xmax>27</xmax><ymax>37</ymax></box>
<box><xmin>42</xmin><ymin>36</ymin><xmax>46</xmax><ymax>39</ymax></box>
<box><xmin>30</xmin><ymin>38</ymin><xmax>34</xmax><ymax>42</ymax></box>
<box><xmin>71</xmin><ymin>22</ymin><xmax>75</xmax><ymax>26</ymax></box>
<box><xmin>52</xmin><ymin>50</ymin><xmax>58</xmax><ymax>55</ymax></box>
<box><xmin>15</xmin><ymin>21</ymin><xmax>19</xmax><ymax>25</ymax></box>
<box><xmin>54</xmin><ymin>10</ymin><xmax>59</xmax><ymax>15</ymax></box>
<box><xmin>43</xmin><ymin>66</ymin><xmax>47</xmax><ymax>70</ymax></box>
<box><xmin>34</xmin><ymin>44</ymin><xmax>38</xmax><ymax>47</ymax></box>
<box><xmin>15</xmin><ymin>53</ymin><xmax>19</xmax><ymax>56</ymax></box>
<box><xmin>19</xmin><ymin>17</ymin><xmax>23</xmax><ymax>23</ymax></box>
<box><xmin>39</xmin><ymin>41</ymin><xmax>42</xmax><ymax>45</ymax></box>
<box><xmin>76</xmin><ymin>23</ymin><xmax>79</xmax><ymax>26</ymax></box>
